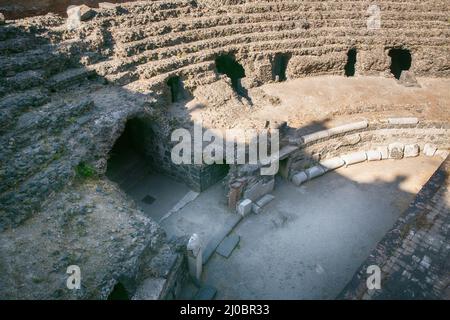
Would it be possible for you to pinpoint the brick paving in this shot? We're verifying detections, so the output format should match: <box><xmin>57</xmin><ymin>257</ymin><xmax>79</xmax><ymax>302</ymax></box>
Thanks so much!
<box><xmin>340</xmin><ymin>156</ymin><xmax>450</xmax><ymax>300</ymax></box>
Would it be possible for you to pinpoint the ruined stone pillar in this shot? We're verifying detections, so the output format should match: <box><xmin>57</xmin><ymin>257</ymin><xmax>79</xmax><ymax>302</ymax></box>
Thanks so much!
<box><xmin>187</xmin><ymin>233</ymin><xmax>203</xmax><ymax>281</ymax></box>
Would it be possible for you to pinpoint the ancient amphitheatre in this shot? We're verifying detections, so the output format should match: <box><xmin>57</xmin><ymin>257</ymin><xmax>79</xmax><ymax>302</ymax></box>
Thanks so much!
<box><xmin>0</xmin><ymin>0</ymin><xmax>448</xmax><ymax>300</ymax></box>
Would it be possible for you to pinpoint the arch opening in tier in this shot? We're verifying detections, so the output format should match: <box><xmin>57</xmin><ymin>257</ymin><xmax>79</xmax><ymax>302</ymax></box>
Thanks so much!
<box><xmin>344</xmin><ymin>48</ymin><xmax>357</xmax><ymax>77</ymax></box>
<box><xmin>215</xmin><ymin>54</ymin><xmax>246</xmax><ymax>95</ymax></box>
<box><xmin>389</xmin><ymin>48</ymin><xmax>412</xmax><ymax>79</ymax></box>
<box><xmin>167</xmin><ymin>76</ymin><xmax>189</xmax><ymax>103</ymax></box>
<box><xmin>272</xmin><ymin>53</ymin><xmax>291</xmax><ymax>81</ymax></box>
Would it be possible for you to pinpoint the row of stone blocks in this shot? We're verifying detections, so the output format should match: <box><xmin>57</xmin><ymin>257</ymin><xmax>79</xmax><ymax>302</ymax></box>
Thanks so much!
<box><xmin>291</xmin><ymin>142</ymin><xmax>447</xmax><ymax>187</ymax></box>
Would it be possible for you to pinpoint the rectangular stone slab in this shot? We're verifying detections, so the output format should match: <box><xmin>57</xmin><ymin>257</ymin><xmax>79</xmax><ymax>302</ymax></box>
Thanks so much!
<box><xmin>202</xmin><ymin>215</ymin><xmax>242</xmax><ymax>264</ymax></box>
<box><xmin>216</xmin><ymin>234</ymin><xmax>240</xmax><ymax>258</ymax></box>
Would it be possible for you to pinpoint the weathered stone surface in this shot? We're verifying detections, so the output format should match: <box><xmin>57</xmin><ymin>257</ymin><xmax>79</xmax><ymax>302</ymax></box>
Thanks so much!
<box><xmin>423</xmin><ymin>143</ymin><xmax>437</xmax><ymax>157</ymax></box>
<box><xmin>0</xmin><ymin>12</ymin><xmax>5</xmax><ymax>25</ymax></box>
<box><xmin>216</xmin><ymin>235</ymin><xmax>240</xmax><ymax>258</ymax></box>
<box><xmin>292</xmin><ymin>171</ymin><xmax>308</xmax><ymax>186</ymax></box>
<box><xmin>252</xmin><ymin>194</ymin><xmax>275</xmax><ymax>214</ymax></box>
<box><xmin>399</xmin><ymin>70</ymin><xmax>421</xmax><ymax>87</ymax></box>
<box><xmin>320</xmin><ymin>157</ymin><xmax>345</xmax><ymax>171</ymax></box>
<box><xmin>341</xmin><ymin>152</ymin><xmax>367</xmax><ymax>166</ymax></box>
<box><xmin>404</xmin><ymin>144</ymin><xmax>420</xmax><ymax>158</ymax></box>
<box><xmin>388</xmin><ymin>143</ymin><xmax>405</xmax><ymax>159</ymax></box>
<box><xmin>387</xmin><ymin>117</ymin><xmax>419</xmax><ymax>125</ymax></box>
<box><xmin>366</xmin><ymin>150</ymin><xmax>382</xmax><ymax>161</ymax></box>
<box><xmin>243</xmin><ymin>178</ymin><xmax>275</xmax><ymax>202</ymax></box>
<box><xmin>305</xmin><ymin>165</ymin><xmax>326</xmax><ymax>179</ymax></box>
<box><xmin>376</xmin><ymin>146</ymin><xmax>389</xmax><ymax>160</ymax></box>
<box><xmin>132</xmin><ymin>278</ymin><xmax>166</xmax><ymax>300</ymax></box>
<box><xmin>327</xmin><ymin>120</ymin><xmax>368</xmax><ymax>136</ymax></box>
<box><xmin>237</xmin><ymin>199</ymin><xmax>252</xmax><ymax>216</ymax></box>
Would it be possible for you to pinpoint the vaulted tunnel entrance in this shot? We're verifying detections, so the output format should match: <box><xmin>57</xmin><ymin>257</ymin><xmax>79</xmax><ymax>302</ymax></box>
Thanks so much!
<box><xmin>167</xmin><ymin>76</ymin><xmax>189</xmax><ymax>103</ymax></box>
<box><xmin>215</xmin><ymin>54</ymin><xmax>246</xmax><ymax>95</ymax></box>
<box><xmin>389</xmin><ymin>48</ymin><xmax>412</xmax><ymax>79</ymax></box>
<box><xmin>106</xmin><ymin>118</ymin><xmax>191</xmax><ymax>221</ymax></box>
<box><xmin>272</xmin><ymin>53</ymin><xmax>291</xmax><ymax>81</ymax></box>
<box><xmin>344</xmin><ymin>48</ymin><xmax>357</xmax><ymax>77</ymax></box>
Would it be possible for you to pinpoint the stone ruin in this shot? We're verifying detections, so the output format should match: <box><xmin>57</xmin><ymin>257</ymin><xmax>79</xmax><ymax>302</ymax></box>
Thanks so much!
<box><xmin>0</xmin><ymin>0</ymin><xmax>449</xmax><ymax>299</ymax></box>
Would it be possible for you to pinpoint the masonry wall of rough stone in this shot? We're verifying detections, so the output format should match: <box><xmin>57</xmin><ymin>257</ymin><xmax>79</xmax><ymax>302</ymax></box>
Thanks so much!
<box><xmin>227</xmin><ymin>120</ymin><xmax>450</xmax><ymax>209</ymax></box>
<box><xmin>339</xmin><ymin>156</ymin><xmax>450</xmax><ymax>300</ymax></box>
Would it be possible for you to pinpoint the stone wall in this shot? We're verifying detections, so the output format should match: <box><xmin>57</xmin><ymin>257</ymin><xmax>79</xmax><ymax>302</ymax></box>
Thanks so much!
<box><xmin>339</xmin><ymin>156</ymin><xmax>450</xmax><ymax>299</ymax></box>
<box><xmin>227</xmin><ymin>118</ymin><xmax>450</xmax><ymax>209</ymax></box>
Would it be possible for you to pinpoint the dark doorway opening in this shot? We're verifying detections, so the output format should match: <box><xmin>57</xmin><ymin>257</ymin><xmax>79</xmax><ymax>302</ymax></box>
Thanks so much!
<box><xmin>344</xmin><ymin>48</ymin><xmax>357</xmax><ymax>77</ymax></box>
<box><xmin>167</xmin><ymin>76</ymin><xmax>187</xmax><ymax>103</ymax></box>
<box><xmin>108</xmin><ymin>282</ymin><xmax>130</xmax><ymax>300</ymax></box>
<box><xmin>388</xmin><ymin>48</ymin><xmax>412</xmax><ymax>79</ymax></box>
<box><xmin>106</xmin><ymin>118</ymin><xmax>150</xmax><ymax>189</ymax></box>
<box><xmin>215</xmin><ymin>54</ymin><xmax>246</xmax><ymax>94</ymax></box>
<box><xmin>272</xmin><ymin>53</ymin><xmax>291</xmax><ymax>81</ymax></box>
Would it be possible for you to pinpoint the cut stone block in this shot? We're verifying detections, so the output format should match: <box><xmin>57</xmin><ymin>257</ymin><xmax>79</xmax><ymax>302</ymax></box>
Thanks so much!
<box><xmin>216</xmin><ymin>235</ymin><xmax>240</xmax><ymax>258</ymax></box>
<box><xmin>320</xmin><ymin>157</ymin><xmax>345</xmax><ymax>171</ymax></box>
<box><xmin>388</xmin><ymin>143</ymin><xmax>405</xmax><ymax>159</ymax></box>
<box><xmin>194</xmin><ymin>285</ymin><xmax>217</xmax><ymax>300</ymax></box>
<box><xmin>243</xmin><ymin>178</ymin><xmax>274</xmax><ymax>201</ymax></box>
<box><xmin>341</xmin><ymin>152</ymin><xmax>367</xmax><ymax>166</ymax></box>
<box><xmin>376</xmin><ymin>146</ymin><xmax>389</xmax><ymax>159</ymax></box>
<box><xmin>366</xmin><ymin>150</ymin><xmax>382</xmax><ymax>161</ymax></box>
<box><xmin>404</xmin><ymin>144</ymin><xmax>420</xmax><ymax>158</ymax></box>
<box><xmin>132</xmin><ymin>277</ymin><xmax>166</xmax><ymax>300</ymax></box>
<box><xmin>255</xmin><ymin>194</ymin><xmax>275</xmax><ymax>207</ymax></box>
<box><xmin>388</xmin><ymin>117</ymin><xmax>419</xmax><ymax>125</ymax></box>
<box><xmin>423</xmin><ymin>143</ymin><xmax>437</xmax><ymax>157</ymax></box>
<box><xmin>305</xmin><ymin>165</ymin><xmax>325</xmax><ymax>179</ymax></box>
<box><xmin>301</xmin><ymin>130</ymin><xmax>329</xmax><ymax>144</ymax></box>
<box><xmin>327</xmin><ymin>120</ymin><xmax>368</xmax><ymax>136</ymax></box>
<box><xmin>292</xmin><ymin>171</ymin><xmax>308</xmax><ymax>186</ymax></box>
<box><xmin>237</xmin><ymin>199</ymin><xmax>252</xmax><ymax>217</ymax></box>
<box><xmin>252</xmin><ymin>194</ymin><xmax>275</xmax><ymax>214</ymax></box>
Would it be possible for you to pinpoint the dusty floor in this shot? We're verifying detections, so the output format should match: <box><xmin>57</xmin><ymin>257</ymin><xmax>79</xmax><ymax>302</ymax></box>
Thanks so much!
<box><xmin>170</xmin><ymin>156</ymin><xmax>443</xmax><ymax>299</ymax></box>
<box><xmin>187</xmin><ymin>76</ymin><xmax>450</xmax><ymax>131</ymax></box>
